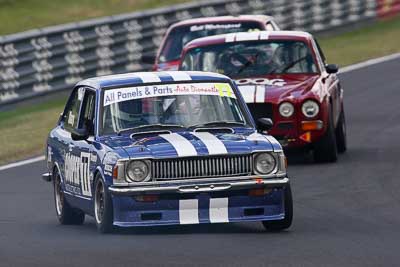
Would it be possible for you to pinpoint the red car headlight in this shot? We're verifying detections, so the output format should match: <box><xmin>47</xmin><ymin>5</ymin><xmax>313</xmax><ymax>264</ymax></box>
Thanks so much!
<box><xmin>301</xmin><ymin>100</ymin><xmax>319</xmax><ymax>118</ymax></box>
<box><xmin>279</xmin><ymin>102</ymin><xmax>294</xmax><ymax>118</ymax></box>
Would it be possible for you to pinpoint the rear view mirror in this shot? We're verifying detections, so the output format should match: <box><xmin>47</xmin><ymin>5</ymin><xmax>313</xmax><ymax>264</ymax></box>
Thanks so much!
<box><xmin>257</xmin><ymin>118</ymin><xmax>274</xmax><ymax>132</ymax></box>
<box><xmin>326</xmin><ymin>64</ymin><xmax>339</xmax><ymax>74</ymax></box>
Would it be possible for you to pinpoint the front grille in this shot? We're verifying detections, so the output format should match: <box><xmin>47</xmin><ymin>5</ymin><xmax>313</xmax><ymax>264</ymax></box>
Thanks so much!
<box><xmin>152</xmin><ymin>154</ymin><xmax>253</xmax><ymax>180</ymax></box>
<box><xmin>247</xmin><ymin>103</ymin><xmax>273</xmax><ymax>121</ymax></box>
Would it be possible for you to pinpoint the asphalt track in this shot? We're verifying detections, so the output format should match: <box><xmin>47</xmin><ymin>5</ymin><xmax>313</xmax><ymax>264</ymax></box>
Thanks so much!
<box><xmin>1</xmin><ymin>58</ymin><xmax>400</xmax><ymax>267</ymax></box>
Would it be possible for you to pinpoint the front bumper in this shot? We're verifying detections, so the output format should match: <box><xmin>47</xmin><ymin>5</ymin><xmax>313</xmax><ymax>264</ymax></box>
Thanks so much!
<box><xmin>110</xmin><ymin>175</ymin><xmax>289</xmax><ymax>227</ymax></box>
<box><xmin>109</xmin><ymin>175</ymin><xmax>289</xmax><ymax>196</ymax></box>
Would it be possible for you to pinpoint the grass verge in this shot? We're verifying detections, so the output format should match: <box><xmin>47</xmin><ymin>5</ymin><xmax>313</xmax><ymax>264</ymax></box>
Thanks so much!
<box><xmin>1</xmin><ymin>15</ymin><xmax>400</xmax><ymax>166</ymax></box>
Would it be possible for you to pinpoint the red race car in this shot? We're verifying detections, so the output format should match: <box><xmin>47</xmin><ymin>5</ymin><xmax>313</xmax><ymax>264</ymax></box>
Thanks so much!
<box><xmin>179</xmin><ymin>31</ymin><xmax>346</xmax><ymax>162</ymax></box>
<box><xmin>150</xmin><ymin>15</ymin><xmax>279</xmax><ymax>71</ymax></box>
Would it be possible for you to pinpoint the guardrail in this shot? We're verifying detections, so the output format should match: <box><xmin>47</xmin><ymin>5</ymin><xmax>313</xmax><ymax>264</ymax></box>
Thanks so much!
<box><xmin>0</xmin><ymin>0</ymin><xmax>391</xmax><ymax>105</ymax></box>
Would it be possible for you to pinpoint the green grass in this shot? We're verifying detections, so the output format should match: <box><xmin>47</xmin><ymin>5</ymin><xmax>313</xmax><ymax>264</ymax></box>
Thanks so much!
<box><xmin>1</xmin><ymin>15</ymin><xmax>400</xmax><ymax>165</ymax></box>
<box><xmin>318</xmin><ymin>16</ymin><xmax>400</xmax><ymax>67</ymax></box>
<box><xmin>0</xmin><ymin>97</ymin><xmax>67</xmax><ymax>165</ymax></box>
<box><xmin>0</xmin><ymin>0</ymin><xmax>188</xmax><ymax>36</ymax></box>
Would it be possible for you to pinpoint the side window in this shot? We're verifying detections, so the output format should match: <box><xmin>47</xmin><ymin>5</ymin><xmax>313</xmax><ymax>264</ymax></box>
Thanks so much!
<box><xmin>314</xmin><ymin>38</ymin><xmax>326</xmax><ymax>64</ymax></box>
<box><xmin>64</xmin><ymin>87</ymin><xmax>84</xmax><ymax>132</ymax></box>
<box><xmin>78</xmin><ymin>90</ymin><xmax>96</xmax><ymax>135</ymax></box>
<box><xmin>310</xmin><ymin>38</ymin><xmax>326</xmax><ymax>72</ymax></box>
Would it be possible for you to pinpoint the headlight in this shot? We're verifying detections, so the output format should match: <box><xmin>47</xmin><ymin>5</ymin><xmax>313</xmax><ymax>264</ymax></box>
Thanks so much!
<box><xmin>301</xmin><ymin>100</ymin><xmax>319</xmax><ymax>118</ymax></box>
<box><xmin>127</xmin><ymin>160</ymin><xmax>150</xmax><ymax>182</ymax></box>
<box><xmin>279</xmin><ymin>102</ymin><xmax>294</xmax><ymax>118</ymax></box>
<box><xmin>254</xmin><ymin>153</ymin><xmax>276</xmax><ymax>174</ymax></box>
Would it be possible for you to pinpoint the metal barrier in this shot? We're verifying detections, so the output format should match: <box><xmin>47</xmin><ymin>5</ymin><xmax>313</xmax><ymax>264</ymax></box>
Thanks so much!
<box><xmin>0</xmin><ymin>0</ymin><xmax>387</xmax><ymax>105</ymax></box>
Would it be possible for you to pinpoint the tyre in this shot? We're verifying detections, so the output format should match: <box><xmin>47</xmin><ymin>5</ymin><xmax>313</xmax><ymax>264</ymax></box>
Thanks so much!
<box><xmin>262</xmin><ymin>184</ymin><xmax>293</xmax><ymax>231</ymax></box>
<box><xmin>335</xmin><ymin>109</ymin><xmax>347</xmax><ymax>153</ymax></box>
<box><xmin>53</xmin><ymin>170</ymin><xmax>85</xmax><ymax>225</ymax></box>
<box><xmin>94</xmin><ymin>175</ymin><xmax>114</xmax><ymax>233</ymax></box>
<box><xmin>313</xmin><ymin>109</ymin><xmax>338</xmax><ymax>163</ymax></box>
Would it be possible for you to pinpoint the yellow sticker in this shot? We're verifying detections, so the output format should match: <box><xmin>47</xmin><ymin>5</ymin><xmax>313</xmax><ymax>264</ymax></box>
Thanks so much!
<box><xmin>215</xmin><ymin>83</ymin><xmax>233</xmax><ymax>97</ymax></box>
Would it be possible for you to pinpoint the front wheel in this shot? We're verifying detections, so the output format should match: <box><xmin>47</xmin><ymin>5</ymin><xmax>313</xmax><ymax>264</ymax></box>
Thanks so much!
<box><xmin>335</xmin><ymin>109</ymin><xmax>347</xmax><ymax>153</ymax></box>
<box><xmin>94</xmin><ymin>175</ymin><xmax>114</xmax><ymax>233</ymax></box>
<box><xmin>262</xmin><ymin>184</ymin><xmax>293</xmax><ymax>231</ymax></box>
<box><xmin>54</xmin><ymin>170</ymin><xmax>85</xmax><ymax>225</ymax></box>
<box><xmin>313</xmin><ymin>109</ymin><xmax>338</xmax><ymax>163</ymax></box>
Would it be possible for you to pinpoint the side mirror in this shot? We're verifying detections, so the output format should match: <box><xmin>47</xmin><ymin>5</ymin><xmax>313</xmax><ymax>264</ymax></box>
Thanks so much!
<box><xmin>71</xmin><ymin>127</ymin><xmax>89</xmax><ymax>141</ymax></box>
<box><xmin>257</xmin><ymin>118</ymin><xmax>274</xmax><ymax>132</ymax></box>
<box><xmin>141</xmin><ymin>53</ymin><xmax>156</xmax><ymax>65</ymax></box>
<box><xmin>326</xmin><ymin>64</ymin><xmax>339</xmax><ymax>74</ymax></box>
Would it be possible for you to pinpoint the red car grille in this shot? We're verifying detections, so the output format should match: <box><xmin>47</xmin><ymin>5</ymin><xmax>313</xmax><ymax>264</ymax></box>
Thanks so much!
<box><xmin>247</xmin><ymin>103</ymin><xmax>273</xmax><ymax>121</ymax></box>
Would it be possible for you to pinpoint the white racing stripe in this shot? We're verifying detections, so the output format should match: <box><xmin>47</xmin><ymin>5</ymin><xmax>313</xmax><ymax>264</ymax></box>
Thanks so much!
<box><xmin>179</xmin><ymin>199</ymin><xmax>199</xmax><ymax>224</ymax></box>
<box><xmin>192</xmin><ymin>132</ymin><xmax>227</xmax><ymax>155</ymax></box>
<box><xmin>0</xmin><ymin>155</ymin><xmax>45</xmax><ymax>172</ymax></box>
<box><xmin>247</xmin><ymin>132</ymin><xmax>269</xmax><ymax>142</ymax></box>
<box><xmin>164</xmin><ymin>71</ymin><xmax>192</xmax><ymax>81</ymax></box>
<box><xmin>235</xmin><ymin>32</ymin><xmax>260</xmax><ymax>41</ymax></box>
<box><xmin>160</xmin><ymin>133</ymin><xmax>197</xmax><ymax>157</ymax></box>
<box><xmin>255</xmin><ymin>85</ymin><xmax>266</xmax><ymax>103</ymax></box>
<box><xmin>209</xmin><ymin>198</ymin><xmax>229</xmax><ymax>223</ymax></box>
<box><xmin>135</xmin><ymin>72</ymin><xmax>161</xmax><ymax>83</ymax></box>
<box><xmin>238</xmin><ymin>85</ymin><xmax>256</xmax><ymax>103</ymax></box>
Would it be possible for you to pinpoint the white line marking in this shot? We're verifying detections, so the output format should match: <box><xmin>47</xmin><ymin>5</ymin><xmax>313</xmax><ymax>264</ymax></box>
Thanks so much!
<box><xmin>160</xmin><ymin>133</ymin><xmax>198</xmax><ymax>157</ymax></box>
<box><xmin>179</xmin><ymin>199</ymin><xmax>199</xmax><ymax>224</ymax></box>
<box><xmin>0</xmin><ymin>155</ymin><xmax>45</xmax><ymax>172</ymax></box>
<box><xmin>164</xmin><ymin>71</ymin><xmax>192</xmax><ymax>81</ymax></box>
<box><xmin>192</xmin><ymin>132</ymin><xmax>228</xmax><ymax>155</ymax></box>
<box><xmin>340</xmin><ymin>52</ymin><xmax>400</xmax><ymax>73</ymax></box>
<box><xmin>209</xmin><ymin>198</ymin><xmax>229</xmax><ymax>223</ymax></box>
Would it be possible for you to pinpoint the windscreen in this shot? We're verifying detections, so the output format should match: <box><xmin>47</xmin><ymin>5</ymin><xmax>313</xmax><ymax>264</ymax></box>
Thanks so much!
<box><xmin>159</xmin><ymin>21</ymin><xmax>263</xmax><ymax>63</ymax></box>
<box><xmin>180</xmin><ymin>40</ymin><xmax>319</xmax><ymax>78</ymax></box>
<box><xmin>101</xmin><ymin>82</ymin><xmax>248</xmax><ymax>134</ymax></box>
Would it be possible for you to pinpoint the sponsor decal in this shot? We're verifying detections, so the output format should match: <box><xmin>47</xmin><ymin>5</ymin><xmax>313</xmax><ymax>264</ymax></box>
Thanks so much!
<box><xmin>190</xmin><ymin>23</ymin><xmax>242</xmax><ymax>32</ymax></box>
<box><xmin>104</xmin><ymin>83</ymin><xmax>235</xmax><ymax>106</ymax></box>
<box><xmin>104</xmin><ymin>164</ymin><xmax>113</xmax><ymax>176</ymax></box>
<box><xmin>90</xmin><ymin>153</ymin><xmax>97</xmax><ymax>163</ymax></box>
<box><xmin>47</xmin><ymin>146</ymin><xmax>52</xmax><ymax>163</ymax></box>
<box><xmin>64</xmin><ymin>152</ymin><xmax>92</xmax><ymax>197</ymax></box>
<box><xmin>235</xmin><ymin>78</ymin><xmax>286</xmax><ymax>86</ymax></box>
<box><xmin>67</xmin><ymin>111</ymin><xmax>75</xmax><ymax>125</ymax></box>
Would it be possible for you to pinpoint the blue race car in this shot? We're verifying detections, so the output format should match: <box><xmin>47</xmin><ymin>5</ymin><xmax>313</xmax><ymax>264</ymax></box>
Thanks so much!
<box><xmin>42</xmin><ymin>71</ymin><xmax>293</xmax><ymax>233</ymax></box>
